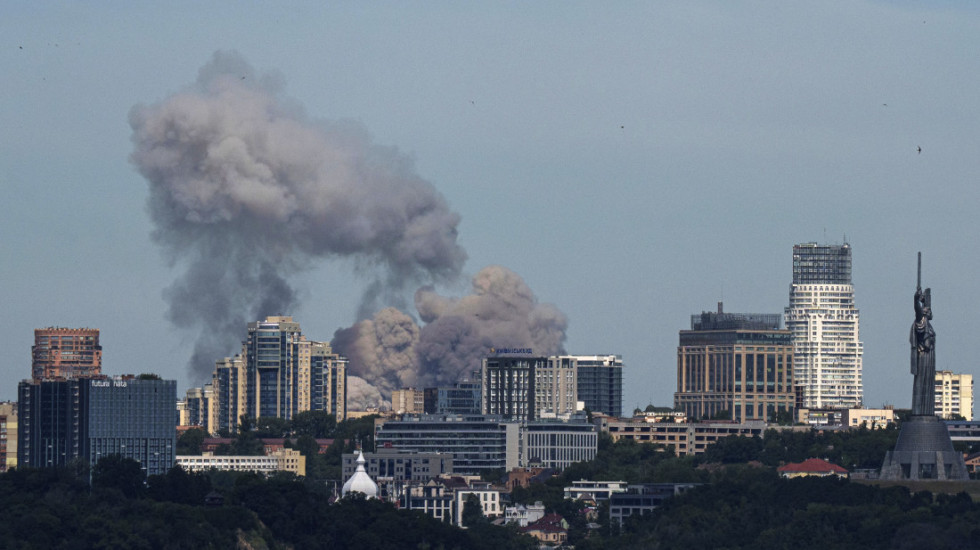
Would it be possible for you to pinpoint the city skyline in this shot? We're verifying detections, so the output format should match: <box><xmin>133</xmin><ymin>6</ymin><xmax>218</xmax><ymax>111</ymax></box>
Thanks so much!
<box><xmin>3</xmin><ymin>4</ymin><xmax>980</xmax><ymax>412</ymax></box>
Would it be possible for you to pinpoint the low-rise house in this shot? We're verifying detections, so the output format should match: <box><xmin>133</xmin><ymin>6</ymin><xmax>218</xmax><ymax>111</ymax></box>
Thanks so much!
<box><xmin>520</xmin><ymin>514</ymin><xmax>568</xmax><ymax>546</ymax></box>
<box><xmin>502</xmin><ymin>501</ymin><xmax>546</xmax><ymax>527</ymax></box>
<box><xmin>564</xmin><ymin>479</ymin><xmax>628</xmax><ymax>501</ymax></box>
<box><xmin>777</xmin><ymin>458</ymin><xmax>849</xmax><ymax>479</ymax></box>
<box><xmin>177</xmin><ymin>448</ymin><xmax>305</xmax><ymax>476</ymax></box>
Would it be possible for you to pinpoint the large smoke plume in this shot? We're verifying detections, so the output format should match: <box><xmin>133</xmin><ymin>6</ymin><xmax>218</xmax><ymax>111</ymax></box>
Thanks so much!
<box><xmin>132</xmin><ymin>52</ymin><xmax>569</xmax><ymax>407</ymax></box>
<box><xmin>130</xmin><ymin>51</ymin><xmax>466</xmax><ymax>381</ymax></box>
<box><xmin>334</xmin><ymin>265</ymin><xmax>568</xmax><ymax>401</ymax></box>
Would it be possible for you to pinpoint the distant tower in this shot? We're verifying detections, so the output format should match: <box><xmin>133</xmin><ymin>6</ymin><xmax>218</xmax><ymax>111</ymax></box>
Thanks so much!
<box><xmin>31</xmin><ymin>327</ymin><xmax>102</xmax><ymax>381</ymax></box>
<box><xmin>785</xmin><ymin>243</ymin><xmax>864</xmax><ymax>409</ymax></box>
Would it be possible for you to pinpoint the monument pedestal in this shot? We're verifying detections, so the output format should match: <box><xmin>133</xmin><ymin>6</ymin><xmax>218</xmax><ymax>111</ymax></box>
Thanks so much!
<box><xmin>879</xmin><ymin>415</ymin><xmax>969</xmax><ymax>480</ymax></box>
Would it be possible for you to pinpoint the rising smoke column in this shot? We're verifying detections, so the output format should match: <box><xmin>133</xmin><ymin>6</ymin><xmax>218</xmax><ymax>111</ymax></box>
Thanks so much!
<box><xmin>332</xmin><ymin>307</ymin><xmax>421</xmax><ymax>399</ymax></box>
<box><xmin>129</xmin><ymin>51</ymin><xmax>466</xmax><ymax>381</ymax></box>
<box><xmin>415</xmin><ymin>265</ymin><xmax>568</xmax><ymax>386</ymax></box>
<box><xmin>333</xmin><ymin>265</ymin><xmax>568</xmax><ymax>402</ymax></box>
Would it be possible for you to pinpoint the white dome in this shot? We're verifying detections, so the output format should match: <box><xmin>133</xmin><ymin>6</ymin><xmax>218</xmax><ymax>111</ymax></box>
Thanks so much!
<box><xmin>342</xmin><ymin>450</ymin><xmax>379</xmax><ymax>499</ymax></box>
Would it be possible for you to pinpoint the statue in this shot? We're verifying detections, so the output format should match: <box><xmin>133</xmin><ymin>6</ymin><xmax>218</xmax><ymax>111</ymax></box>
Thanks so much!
<box><xmin>879</xmin><ymin>252</ymin><xmax>968</xmax><ymax>480</ymax></box>
<box><xmin>909</xmin><ymin>253</ymin><xmax>935</xmax><ymax>416</ymax></box>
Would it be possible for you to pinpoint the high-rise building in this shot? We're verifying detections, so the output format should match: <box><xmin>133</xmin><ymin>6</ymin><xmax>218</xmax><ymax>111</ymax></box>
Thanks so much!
<box><xmin>31</xmin><ymin>327</ymin><xmax>102</xmax><ymax>381</ymax></box>
<box><xmin>785</xmin><ymin>242</ymin><xmax>864</xmax><ymax>409</ymax></box>
<box><xmin>935</xmin><ymin>371</ymin><xmax>974</xmax><ymax>421</ymax></box>
<box><xmin>571</xmin><ymin>355</ymin><xmax>623</xmax><ymax>417</ymax></box>
<box><xmin>0</xmin><ymin>402</ymin><xmax>17</xmax><ymax>472</ymax></box>
<box><xmin>212</xmin><ymin>354</ymin><xmax>247</xmax><ymax>434</ymax></box>
<box><xmin>18</xmin><ymin>377</ymin><xmax>177</xmax><ymax>476</ymax></box>
<box><xmin>245</xmin><ymin>316</ymin><xmax>304</xmax><ymax>420</ymax></box>
<box><xmin>310</xmin><ymin>341</ymin><xmax>347</xmax><ymax>421</ymax></box>
<box><xmin>674</xmin><ymin>303</ymin><xmax>795</xmax><ymax>422</ymax></box>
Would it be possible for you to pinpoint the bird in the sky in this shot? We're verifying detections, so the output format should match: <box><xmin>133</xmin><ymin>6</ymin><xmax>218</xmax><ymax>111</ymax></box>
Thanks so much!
<box><xmin>917</xmin><ymin>146</ymin><xmax>922</xmax><ymax>154</ymax></box>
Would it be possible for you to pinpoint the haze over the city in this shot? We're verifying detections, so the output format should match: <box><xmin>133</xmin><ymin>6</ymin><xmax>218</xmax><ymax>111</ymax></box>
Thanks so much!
<box><xmin>3</xmin><ymin>2</ymin><xmax>980</xmax><ymax>412</ymax></box>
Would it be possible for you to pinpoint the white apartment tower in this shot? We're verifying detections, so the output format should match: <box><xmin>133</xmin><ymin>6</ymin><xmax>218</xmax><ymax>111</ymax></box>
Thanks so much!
<box><xmin>785</xmin><ymin>243</ymin><xmax>864</xmax><ymax>409</ymax></box>
<box><xmin>935</xmin><ymin>371</ymin><xmax>974</xmax><ymax>421</ymax></box>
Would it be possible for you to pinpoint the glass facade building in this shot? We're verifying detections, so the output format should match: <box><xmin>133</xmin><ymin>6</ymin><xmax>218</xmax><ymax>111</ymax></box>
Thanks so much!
<box><xmin>18</xmin><ymin>377</ymin><xmax>177</xmax><ymax>476</ymax></box>
<box><xmin>572</xmin><ymin>355</ymin><xmax>623</xmax><ymax>418</ymax></box>
<box><xmin>374</xmin><ymin>414</ymin><xmax>520</xmax><ymax>474</ymax></box>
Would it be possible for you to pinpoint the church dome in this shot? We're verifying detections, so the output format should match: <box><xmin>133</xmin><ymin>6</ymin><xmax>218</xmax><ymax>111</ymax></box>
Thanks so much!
<box><xmin>342</xmin><ymin>450</ymin><xmax>379</xmax><ymax>499</ymax></box>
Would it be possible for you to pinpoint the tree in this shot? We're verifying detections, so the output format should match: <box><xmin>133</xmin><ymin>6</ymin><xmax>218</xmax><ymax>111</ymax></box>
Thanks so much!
<box><xmin>462</xmin><ymin>493</ymin><xmax>485</xmax><ymax>527</ymax></box>
<box><xmin>92</xmin><ymin>455</ymin><xmax>146</xmax><ymax>498</ymax></box>
<box><xmin>177</xmin><ymin>427</ymin><xmax>207</xmax><ymax>455</ymax></box>
<box><xmin>254</xmin><ymin>416</ymin><xmax>291</xmax><ymax>438</ymax></box>
<box><xmin>292</xmin><ymin>410</ymin><xmax>337</xmax><ymax>438</ymax></box>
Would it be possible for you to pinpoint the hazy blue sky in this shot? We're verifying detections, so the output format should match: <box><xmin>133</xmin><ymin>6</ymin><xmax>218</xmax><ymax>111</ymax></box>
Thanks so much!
<box><xmin>3</xmin><ymin>2</ymin><xmax>980</xmax><ymax>412</ymax></box>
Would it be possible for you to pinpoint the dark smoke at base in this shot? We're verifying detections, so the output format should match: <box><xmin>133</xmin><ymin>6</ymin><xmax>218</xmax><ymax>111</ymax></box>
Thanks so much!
<box><xmin>333</xmin><ymin>265</ymin><xmax>568</xmax><ymax>406</ymax></box>
<box><xmin>130</xmin><ymin>51</ymin><xmax>466</xmax><ymax>382</ymax></box>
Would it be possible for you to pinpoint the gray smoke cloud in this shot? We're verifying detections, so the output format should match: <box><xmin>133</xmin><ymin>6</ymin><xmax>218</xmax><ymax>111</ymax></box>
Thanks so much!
<box><xmin>129</xmin><ymin>51</ymin><xmax>466</xmax><ymax>381</ymax></box>
<box><xmin>346</xmin><ymin>376</ymin><xmax>391</xmax><ymax>411</ymax></box>
<box><xmin>332</xmin><ymin>307</ymin><xmax>421</xmax><ymax>397</ymax></box>
<box><xmin>333</xmin><ymin>265</ymin><xmax>568</xmax><ymax>397</ymax></box>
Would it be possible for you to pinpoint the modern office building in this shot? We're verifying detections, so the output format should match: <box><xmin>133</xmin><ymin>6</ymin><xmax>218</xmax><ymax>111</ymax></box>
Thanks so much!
<box><xmin>785</xmin><ymin>242</ymin><xmax>864</xmax><ymax>409</ymax></box>
<box><xmin>18</xmin><ymin>377</ymin><xmax>177</xmax><ymax>476</ymax></box>
<box><xmin>573</xmin><ymin>354</ymin><xmax>623</xmax><ymax>418</ymax></box>
<box><xmin>521</xmin><ymin>419</ymin><xmax>597</xmax><ymax>470</ymax></box>
<box><xmin>31</xmin><ymin>327</ymin><xmax>102</xmax><ymax>381</ymax></box>
<box><xmin>374</xmin><ymin>414</ymin><xmax>521</xmax><ymax>474</ymax></box>
<box><xmin>423</xmin><ymin>382</ymin><xmax>482</xmax><ymax>415</ymax></box>
<box><xmin>482</xmin><ymin>357</ymin><xmax>541</xmax><ymax>421</ymax></box>
<box><xmin>935</xmin><ymin>371</ymin><xmax>974</xmax><ymax>420</ymax></box>
<box><xmin>674</xmin><ymin>303</ymin><xmax>795</xmax><ymax>422</ymax></box>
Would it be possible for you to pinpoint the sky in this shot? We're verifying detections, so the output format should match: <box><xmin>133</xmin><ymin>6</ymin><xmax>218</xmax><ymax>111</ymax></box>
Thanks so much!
<box><xmin>3</xmin><ymin>2</ymin><xmax>980</xmax><ymax>413</ymax></box>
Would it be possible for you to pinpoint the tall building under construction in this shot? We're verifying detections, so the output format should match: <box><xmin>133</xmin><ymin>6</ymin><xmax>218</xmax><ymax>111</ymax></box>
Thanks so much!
<box><xmin>785</xmin><ymin>242</ymin><xmax>864</xmax><ymax>409</ymax></box>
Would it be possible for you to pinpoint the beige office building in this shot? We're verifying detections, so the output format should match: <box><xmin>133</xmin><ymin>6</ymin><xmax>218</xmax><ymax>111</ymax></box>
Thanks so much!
<box><xmin>674</xmin><ymin>304</ymin><xmax>795</xmax><ymax>422</ymax></box>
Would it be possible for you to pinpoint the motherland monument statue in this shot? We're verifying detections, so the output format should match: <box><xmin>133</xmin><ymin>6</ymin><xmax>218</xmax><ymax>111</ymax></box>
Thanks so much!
<box><xmin>879</xmin><ymin>253</ymin><xmax>968</xmax><ymax>480</ymax></box>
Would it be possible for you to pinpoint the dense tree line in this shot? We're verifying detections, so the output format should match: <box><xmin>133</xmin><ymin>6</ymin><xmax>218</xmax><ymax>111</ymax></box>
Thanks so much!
<box><xmin>508</xmin><ymin>424</ymin><xmax>980</xmax><ymax>548</ymax></box>
<box><xmin>577</xmin><ymin>466</ymin><xmax>980</xmax><ymax>550</ymax></box>
<box><xmin>0</xmin><ymin>457</ymin><xmax>535</xmax><ymax>549</ymax></box>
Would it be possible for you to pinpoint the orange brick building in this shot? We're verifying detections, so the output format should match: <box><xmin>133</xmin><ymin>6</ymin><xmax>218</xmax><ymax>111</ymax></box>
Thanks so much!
<box><xmin>31</xmin><ymin>327</ymin><xmax>102</xmax><ymax>381</ymax></box>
